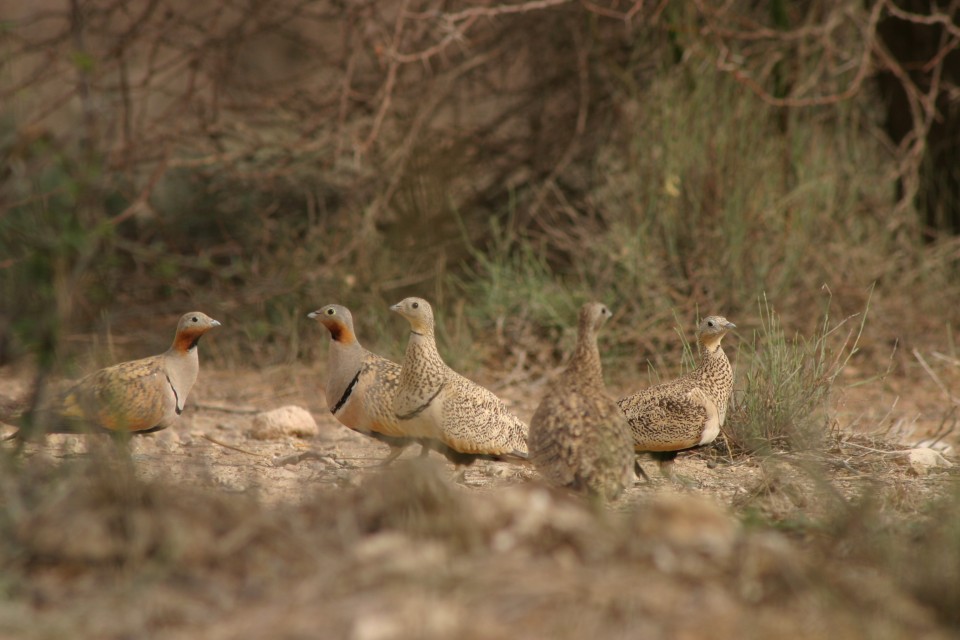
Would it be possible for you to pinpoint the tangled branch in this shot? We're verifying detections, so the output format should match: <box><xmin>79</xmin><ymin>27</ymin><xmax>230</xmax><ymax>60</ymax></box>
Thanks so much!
<box><xmin>1</xmin><ymin>0</ymin><xmax>957</xmax><ymax>231</ymax></box>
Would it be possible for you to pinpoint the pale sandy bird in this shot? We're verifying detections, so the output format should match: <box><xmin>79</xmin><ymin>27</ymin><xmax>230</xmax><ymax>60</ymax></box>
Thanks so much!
<box><xmin>390</xmin><ymin>297</ymin><xmax>528</xmax><ymax>464</ymax></box>
<box><xmin>529</xmin><ymin>302</ymin><xmax>633</xmax><ymax>501</ymax></box>
<box><xmin>7</xmin><ymin>312</ymin><xmax>220</xmax><ymax>438</ymax></box>
<box><xmin>618</xmin><ymin>315</ymin><xmax>735</xmax><ymax>479</ymax></box>
<box><xmin>308</xmin><ymin>303</ymin><xmax>423</xmax><ymax>465</ymax></box>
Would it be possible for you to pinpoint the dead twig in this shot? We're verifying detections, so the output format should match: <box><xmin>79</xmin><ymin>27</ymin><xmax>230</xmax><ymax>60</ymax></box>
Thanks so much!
<box><xmin>193</xmin><ymin>403</ymin><xmax>260</xmax><ymax>415</ymax></box>
<box><xmin>921</xmin><ymin>407</ymin><xmax>957</xmax><ymax>449</ymax></box>
<box><xmin>932</xmin><ymin>351</ymin><xmax>960</xmax><ymax>367</ymax></box>
<box><xmin>913</xmin><ymin>348</ymin><xmax>959</xmax><ymax>405</ymax></box>
<box><xmin>202</xmin><ymin>434</ymin><xmax>269</xmax><ymax>458</ymax></box>
<box><xmin>840</xmin><ymin>440</ymin><xmax>906</xmax><ymax>456</ymax></box>
<box><xmin>274</xmin><ymin>450</ymin><xmax>358</xmax><ymax>468</ymax></box>
<box><xmin>274</xmin><ymin>450</ymin><xmax>333</xmax><ymax>466</ymax></box>
<box><xmin>705</xmin><ymin>0</ymin><xmax>884</xmax><ymax>108</ymax></box>
<box><xmin>529</xmin><ymin>18</ymin><xmax>591</xmax><ymax>219</ymax></box>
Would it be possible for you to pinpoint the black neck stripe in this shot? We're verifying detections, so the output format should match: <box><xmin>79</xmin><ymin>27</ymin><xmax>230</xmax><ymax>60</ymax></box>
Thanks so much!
<box><xmin>396</xmin><ymin>383</ymin><xmax>444</xmax><ymax>421</ymax></box>
<box><xmin>332</xmin><ymin>371</ymin><xmax>361</xmax><ymax>414</ymax></box>
<box><xmin>166</xmin><ymin>374</ymin><xmax>182</xmax><ymax>414</ymax></box>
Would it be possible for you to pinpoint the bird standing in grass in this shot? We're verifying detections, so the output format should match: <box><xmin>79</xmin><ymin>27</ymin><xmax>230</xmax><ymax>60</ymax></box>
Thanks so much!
<box><xmin>390</xmin><ymin>297</ymin><xmax>528</xmax><ymax>464</ymax></box>
<box><xmin>309</xmin><ymin>303</ymin><xmax>423</xmax><ymax>465</ymax></box>
<box><xmin>529</xmin><ymin>302</ymin><xmax>634</xmax><ymax>501</ymax></box>
<box><xmin>618</xmin><ymin>315</ymin><xmax>736</xmax><ymax>480</ymax></box>
<box><xmin>7</xmin><ymin>311</ymin><xmax>221</xmax><ymax>439</ymax></box>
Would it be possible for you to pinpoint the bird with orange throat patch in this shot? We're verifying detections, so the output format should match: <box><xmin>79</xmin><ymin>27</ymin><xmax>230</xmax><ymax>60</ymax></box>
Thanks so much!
<box><xmin>6</xmin><ymin>312</ymin><xmax>220</xmax><ymax>439</ymax></box>
<box><xmin>308</xmin><ymin>303</ymin><xmax>426</xmax><ymax>464</ymax></box>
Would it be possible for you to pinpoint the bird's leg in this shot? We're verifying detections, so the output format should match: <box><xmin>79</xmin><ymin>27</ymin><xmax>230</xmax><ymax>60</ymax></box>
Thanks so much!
<box><xmin>634</xmin><ymin>459</ymin><xmax>651</xmax><ymax>483</ymax></box>
<box><xmin>377</xmin><ymin>445</ymin><xmax>407</xmax><ymax>467</ymax></box>
<box><xmin>110</xmin><ymin>429</ymin><xmax>134</xmax><ymax>444</ymax></box>
<box><xmin>654</xmin><ymin>451</ymin><xmax>697</xmax><ymax>488</ymax></box>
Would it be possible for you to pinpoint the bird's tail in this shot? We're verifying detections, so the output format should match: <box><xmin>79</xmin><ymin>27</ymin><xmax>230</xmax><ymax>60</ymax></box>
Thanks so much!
<box><xmin>429</xmin><ymin>443</ymin><xmax>531</xmax><ymax>467</ymax></box>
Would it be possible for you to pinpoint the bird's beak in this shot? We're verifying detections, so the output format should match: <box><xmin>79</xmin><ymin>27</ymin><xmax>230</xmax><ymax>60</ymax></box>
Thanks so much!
<box><xmin>725</xmin><ymin>322</ymin><xmax>736</xmax><ymax>329</ymax></box>
<box><xmin>307</xmin><ymin>310</ymin><xmax>319</xmax><ymax>319</ymax></box>
<box><xmin>390</xmin><ymin>303</ymin><xmax>401</xmax><ymax>313</ymax></box>
<box><xmin>211</xmin><ymin>319</ymin><xmax>222</xmax><ymax>327</ymax></box>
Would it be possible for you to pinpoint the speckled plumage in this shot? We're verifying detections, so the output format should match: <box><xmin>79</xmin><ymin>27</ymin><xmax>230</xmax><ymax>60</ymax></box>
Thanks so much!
<box><xmin>390</xmin><ymin>297</ymin><xmax>528</xmax><ymax>461</ymax></box>
<box><xmin>15</xmin><ymin>312</ymin><xmax>220</xmax><ymax>437</ymax></box>
<box><xmin>309</xmin><ymin>304</ymin><xmax>423</xmax><ymax>464</ymax></box>
<box><xmin>529</xmin><ymin>303</ymin><xmax>633</xmax><ymax>501</ymax></box>
<box><xmin>618</xmin><ymin>315</ymin><xmax>735</xmax><ymax>474</ymax></box>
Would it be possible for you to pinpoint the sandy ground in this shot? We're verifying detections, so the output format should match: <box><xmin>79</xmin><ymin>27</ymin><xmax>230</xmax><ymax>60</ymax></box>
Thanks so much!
<box><xmin>4</xmin><ymin>359</ymin><xmax>954</xmax><ymax>504</ymax></box>
<box><xmin>0</xmin><ymin>361</ymin><xmax>957</xmax><ymax>640</ymax></box>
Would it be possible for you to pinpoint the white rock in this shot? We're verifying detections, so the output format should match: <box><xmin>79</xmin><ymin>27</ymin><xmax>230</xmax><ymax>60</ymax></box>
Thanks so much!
<box><xmin>250</xmin><ymin>405</ymin><xmax>319</xmax><ymax>440</ymax></box>
<box><xmin>898</xmin><ymin>447</ymin><xmax>953</xmax><ymax>476</ymax></box>
<box><xmin>915</xmin><ymin>439</ymin><xmax>954</xmax><ymax>457</ymax></box>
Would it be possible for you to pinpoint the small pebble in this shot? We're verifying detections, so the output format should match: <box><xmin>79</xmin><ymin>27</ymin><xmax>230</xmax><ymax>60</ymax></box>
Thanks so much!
<box><xmin>250</xmin><ymin>406</ymin><xmax>319</xmax><ymax>440</ymax></box>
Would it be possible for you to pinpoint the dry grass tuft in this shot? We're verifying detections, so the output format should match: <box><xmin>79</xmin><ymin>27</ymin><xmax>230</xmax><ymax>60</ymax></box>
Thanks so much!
<box><xmin>1</xmin><ymin>450</ymin><xmax>307</xmax><ymax>577</ymax></box>
<box><xmin>724</xmin><ymin>296</ymin><xmax>869</xmax><ymax>456</ymax></box>
<box><xmin>0</xmin><ymin>449</ymin><xmax>956</xmax><ymax>639</ymax></box>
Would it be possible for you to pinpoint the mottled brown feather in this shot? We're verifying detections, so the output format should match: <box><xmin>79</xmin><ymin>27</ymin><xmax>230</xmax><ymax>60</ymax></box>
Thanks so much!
<box><xmin>619</xmin><ymin>315</ymin><xmax>735</xmax><ymax>456</ymax></box>
<box><xmin>14</xmin><ymin>311</ymin><xmax>220</xmax><ymax>437</ymax></box>
<box><xmin>309</xmin><ymin>304</ymin><xmax>420</xmax><ymax>462</ymax></box>
<box><xmin>390</xmin><ymin>297</ymin><xmax>528</xmax><ymax>460</ymax></box>
<box><xmin>530</xmin><ymin>302</ymin><xmax>633</xmax><ymax>501</ymax></box>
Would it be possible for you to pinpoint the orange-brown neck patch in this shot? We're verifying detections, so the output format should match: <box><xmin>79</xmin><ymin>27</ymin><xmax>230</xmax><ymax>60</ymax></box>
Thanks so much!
<box><xmin>324</xmin><ymin>320</ymin><xmax>356</xmax><ymax>344</ymax></box>
<box><xmin>174</xmin><ymin>328</ymin><xmax>207</xmax><ymax>353</ymax></box>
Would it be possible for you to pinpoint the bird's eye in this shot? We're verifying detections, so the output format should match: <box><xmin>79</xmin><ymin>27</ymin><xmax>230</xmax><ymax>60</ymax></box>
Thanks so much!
<box><xmin>412</xmin><ymin>301</ymin><xmax>419</xmax><ymax>309</ymax></box>
<box><xmin>326</xmin><ymin>308</ymin><xmax>335</xmax><ymax>315</ymax></box>
<box><xmin>707</xmin><ymin>320</ymin><xmax>714</xmax><ymax>327</ymax></box>
<box><xmin>192</xmin><ymin>316</ymin><xmax>198</xmax><ymax>323</ymax></box>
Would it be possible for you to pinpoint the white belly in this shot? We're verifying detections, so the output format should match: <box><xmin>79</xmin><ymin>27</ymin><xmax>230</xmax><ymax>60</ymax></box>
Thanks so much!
<box><xmin>397</xmin><ymin>397</ymin><xmax>445</xmax><ymax>439</ymax></box>
<box><xmin>698</xmin><ymin>398</ymin><xmax>721</xmax><ymax>445</ymax></box>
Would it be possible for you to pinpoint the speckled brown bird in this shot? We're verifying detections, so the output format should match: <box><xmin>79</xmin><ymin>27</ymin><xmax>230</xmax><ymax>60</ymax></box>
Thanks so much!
<box><xmin>618</xmin><ymin>315</ymin><xmax>735</xmax><ymax>478</ymax></box>
<box><xmin>390</xmin><ymin>297</ymin><xmax>528</xmax><ymax>463</ymax></box>
<box><xmin>9</xmin><ymin>311</ymin><xmax>220</xmax><ymax>438</ymax></box>
<box><xmin>529</xmin><ymin>302</ymin><xmax>634</xmax><ymax>501</ymax></box>
<box><xmin>309</xmin><ymin>303</ymin><xmax>423</xmax><ymax>465</ymax></box>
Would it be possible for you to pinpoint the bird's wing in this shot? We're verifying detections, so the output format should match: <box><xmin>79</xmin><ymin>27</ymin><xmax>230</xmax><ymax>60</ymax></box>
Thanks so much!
<box><xmin>61</xmin><ymin>356</ymin><xmax>173</xmax><ymax>432</ymax></box>
<box><xmin>529</xmin><ymin>391</ymin><xmax>582</xmax><ymax>487</ymax></box>
<box><xmin>533</xmin><ymin>389</ymin><xmax>632</xmax><ymax>495</ymax></box>
<box><xmin>358</xmin><ymin>354</ymin><xmax>411</xmax><ymax>439</ymax></box>
<box><xmin>440</xmin><ymin>373</ymin><xmax>528</xmax><ymax>455</ymax></box>
<box><xmin>619</xmin><ymin>381</ymin><xmax>709</xmax><ymax>451</ymax></box>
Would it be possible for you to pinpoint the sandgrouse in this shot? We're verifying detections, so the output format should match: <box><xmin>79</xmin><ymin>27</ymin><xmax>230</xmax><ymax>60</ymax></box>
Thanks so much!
<box><xmin>390</xmin><ymin>297</ymin><xmax>528</xmax><ymax>464</ymax></box>
<box><xmin>618</xmin><ymin>315</ymin><xmax>735</xmax><ymax>479</ymax></box>
<box><xmin>8</xmin><ymin>311</ymin><xmax>220</xmax><ymax>438</ymax></box>
<box><xmin>309</xmin><ymin>303</ymin><xmax>423</xmax><ymax>465</ymax></box>
<box><xmin>529</xmin><ymin>302</ymin><xmax>633</xmax><ymax>501</ymax></box>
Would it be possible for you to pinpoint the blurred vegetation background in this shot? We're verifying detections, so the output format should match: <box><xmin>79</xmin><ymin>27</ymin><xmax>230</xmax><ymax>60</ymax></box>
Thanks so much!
<box><xmin>3</xmin><ymin>3</ymin><xmax>960</xmax><ymax>636</ymax></box>
<box><xmin>1</xmin><ymin>0</ymin><xmax>958</xmax><ymax>382</ymax></box>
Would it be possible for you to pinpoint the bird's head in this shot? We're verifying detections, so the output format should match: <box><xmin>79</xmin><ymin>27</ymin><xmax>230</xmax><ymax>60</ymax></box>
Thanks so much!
<box><xmin>696</xmin><ymin>315</ymin><xmax>736</xmax><ymax>349</ymax></box>
<box><xmin>307</xmin><ymin>304</ymin><xmax>356</xmax><ymax>343</ymax></box>
<box><xmin>579</xmin><ymin>301</ymin><xmax>612</xmax><ymax>334</ymax></box>
<box><xmin>390</xmin><ymin>297</ymin><xmax>435</xmax><ymax>335</ymax></box>
<box><xmin>174</xmin><ymin>311</ymin><xmax>221</xmax><ymax>351</ymax></box>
